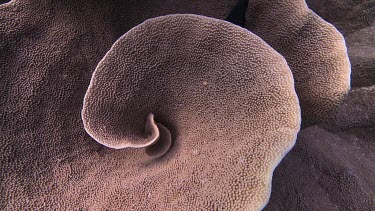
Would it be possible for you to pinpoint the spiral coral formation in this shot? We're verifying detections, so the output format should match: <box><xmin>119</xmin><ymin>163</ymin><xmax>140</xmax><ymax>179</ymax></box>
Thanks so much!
<box><xmin>82</xmin><ymin>14</ymin><xmax>301</xmax><ymax>210</ymax></box>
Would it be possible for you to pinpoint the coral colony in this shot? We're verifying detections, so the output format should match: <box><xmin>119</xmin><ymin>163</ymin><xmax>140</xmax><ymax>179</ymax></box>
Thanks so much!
<box><xmin>1</xmin><ymin>0</ymin><xmax>374</xmax><ymax>210</ymax></box>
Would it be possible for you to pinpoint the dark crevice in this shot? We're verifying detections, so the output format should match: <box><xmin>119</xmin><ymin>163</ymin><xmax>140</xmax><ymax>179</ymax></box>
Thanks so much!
<box><xmin>225</xmin><ymin>0</ymin><xmax>249</xmax><ymax>27</ymax></box>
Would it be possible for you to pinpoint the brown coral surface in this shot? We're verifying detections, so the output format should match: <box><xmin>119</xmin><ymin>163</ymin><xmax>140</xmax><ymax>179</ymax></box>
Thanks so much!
<box><xmin>246</xmin><ymin>0</ymin><xmax>351</xmax><ymax>127</ymax></box>
<box><xmin>263</xmin><ymin>1</ymin><xmax>375</xmax><ymax>210</ymax></box>
<box><xmin>306</xmin><ymin>0</ymin><xmax>375</xmax><ymax>93</ymax></box>
<box><xmin>80</xmin><ymin>14</ymin><xmax>300</xmax><ymax>210</ymax></box>
<box><xmin>1</xmin><ymin>0</ymin><xmax>374</xmax><ymax>210</ymax></box>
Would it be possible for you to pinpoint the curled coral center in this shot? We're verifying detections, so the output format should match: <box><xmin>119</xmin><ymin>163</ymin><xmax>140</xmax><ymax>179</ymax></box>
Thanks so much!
<box><xmin>144</xmin><ymin>113</ymin><xmax>172</xmax><ymax>157</ymax></box>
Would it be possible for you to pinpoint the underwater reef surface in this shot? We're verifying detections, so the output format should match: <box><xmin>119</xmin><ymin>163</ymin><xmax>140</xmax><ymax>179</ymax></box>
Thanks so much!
<box><xmin>1</xmin><ymin>0</ymin><xmax>374</xmax><ymax>210</ymax></box>
<box><xmin>266</xmin><ymin>125</ymin><xmax>375</xmax><ymax>211</ymax></box>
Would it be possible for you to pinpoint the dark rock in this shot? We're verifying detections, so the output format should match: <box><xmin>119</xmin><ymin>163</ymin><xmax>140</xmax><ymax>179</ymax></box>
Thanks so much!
<box><xmin>346</xmin><ymin>23</ymin><xmax>375</xmax><ymax>87</ymax></box>
<box><xmin>306</xmin><ymin>0</ymin><xmax>375</xmax><ymax>36</ymax></box>
<box><xmin>328</xmin><ymin>86</ymin><xmax>375</xmax><ymax>130</ymax></box>
<box><xmin>265</xmin><ymin>126</ymin><xmax>375</xmax><ymax>211</ymax></box>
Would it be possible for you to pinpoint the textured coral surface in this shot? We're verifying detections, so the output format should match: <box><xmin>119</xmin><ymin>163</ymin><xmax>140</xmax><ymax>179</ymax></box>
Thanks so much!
<box><xmin>1</xmin><ymin>0</ymin><xmax>374</xmax><ymax>210</ymax></box>
<box><xmin>80</xmin><ymin>14</ymin><xmax>300</xmax><ymax>210</ymax></box>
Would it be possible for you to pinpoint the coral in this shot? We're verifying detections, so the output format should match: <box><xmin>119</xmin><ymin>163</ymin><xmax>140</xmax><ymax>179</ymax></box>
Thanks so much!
<box><xmin>246</xmin><ymin>0</ymin><xmax>351</xmax><ymax>126</ymax></box>
<box><xmin>81</xmin><ymin>14</ymin><xmax>300</xmax><ymax>210</ymax></box>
